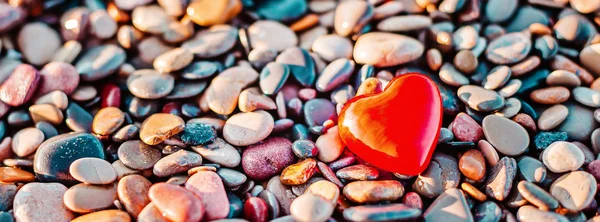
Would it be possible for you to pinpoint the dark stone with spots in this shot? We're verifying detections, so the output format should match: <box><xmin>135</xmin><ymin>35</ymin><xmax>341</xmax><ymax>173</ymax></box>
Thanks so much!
<box><xmin>179</xmin><ymin>122</ymin><xmax>216</xmax><ymax>146</ymax></box>
<box><xmin>533</xmin><ymin>132</ymin><xmax>568</xmax><ymax>150</ymax></box>
<box><xmin>65</xmin><ymin>102</ymin><xmax>93</xmax><ymax>132</ymax></box>
<box><xmin>33</xmin><ymin>132</ymin><xmax>105</xmax><ymax>184</ymax></box>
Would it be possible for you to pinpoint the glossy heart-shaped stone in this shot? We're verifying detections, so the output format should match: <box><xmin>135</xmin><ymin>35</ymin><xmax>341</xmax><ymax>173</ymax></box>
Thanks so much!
<box><xmin>338</xmin><ymin>74</ymin><xmax>442</xmax><ymax>175</ymax></box>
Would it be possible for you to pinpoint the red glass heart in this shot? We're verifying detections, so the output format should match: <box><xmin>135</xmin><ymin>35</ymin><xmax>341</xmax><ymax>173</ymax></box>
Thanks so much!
<box><xmin>338</xmin><ymin>73</ymin><xmax>443</xmax><ymax>176</ymax></box>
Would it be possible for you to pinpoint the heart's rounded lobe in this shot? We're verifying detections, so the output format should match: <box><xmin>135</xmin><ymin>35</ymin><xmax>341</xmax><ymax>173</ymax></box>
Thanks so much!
<box><xmin>338</xmin><ymin>73</ymin><xmax>443</xmax><ymax>176</ymax></box>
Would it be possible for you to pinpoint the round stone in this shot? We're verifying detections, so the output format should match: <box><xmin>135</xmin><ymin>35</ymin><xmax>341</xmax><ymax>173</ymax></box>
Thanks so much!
<box><xmin>139</xmin><ymin>113</ymin><xmax>185</xmax><ymax>145</ymax></box>
<box><xmin>450</xmin><ymin>112</ymin><xmax>483</xmax><ymax>143</ymax></box>
<box><xmin>412</xmin><ymin>153</ymin><xmax>460</xmax><ymax>198</ymax></box>
<box><xmin>517</xmin><ymin>156</ymin><xmax>546</xmax><ymax>183</ymax></box>
<box><xmin>18</xmin><ymin>22</ymin><xmax>61</xmax><ymax>66</ymax></box>
<box><xmin>573</xmin><ymin>86</ymin><xmax>600</xmax><ymax>108</ymax></box>
<box><xmin>546</xmin><ymin>70</ymin><xmax>581</xmax><ymax>87</ymax></box>
<box><xmin>248</xmin><ymin>20</ymin><xmax>297</xmax><ymax>52</ymax></box>
<box><xmin>242</xmin><ymin>137</ymin><xmax>295</xmax><ymax>181</ymax></box>
<box><xmin>63</xmin><ymin>183</ymin><xmax>117</xmax><ymax>213</ymax></box>
<box><xmin>70</xmin><ymin>157</ymin><xmax>116</xmax><ymax>184</ymax></box>
<box><xmin>92</xmin><ymin>107</ymin><xmax>125</xmax><ymax>136</ymax></box>
<box><xmin>482</xmin><ymin>115</ymin><xmax>529</xmax><ymax>156</ymax></box>
<box><xmin>542</xmin><ymin>141</ymin><xmax>585</xmax><ymax>173</ymax></box>
<box><xmin>223</xmin><ymin>110</ymin><xmax>274</xmax><ymax>146</ymax></box>
<box><xmin>459</xmin><ymin>149</ymin><xmax>486</xmax><ymax>181</ymax></box>
<box><xmin>334</xmin><ymin>0</ymin><xmax>373</xmax><ymax>36</ymax></box>
<box><xmin>153</xmin><ymin>48</ymin><xmax>193</xmax><ymax>73</ymax></box>
<box><xmin>580</xmin><ymin>44</ymin><xmax>600</xmax><ymax>76</ymax></box>
<box><xmin>34</xmin><ymin>133</ymin><xmax>104</xmax><ymax>183</ymax></box>
<box><xmin>377</xmin><ymin>15</ymin><xmax>432</xmax><ymax>32</ymax></box>
<box><xmin>131</xmin><ymin>5</ymin><xmax>169</xmax><ymax>34</ymax></box>
<box><xmin>486</xmin><ymin>32</ymin><xmax>532</xmax><ymax>64</ymax></box>
<box><xmin>311</xmin><ymin>34</ymin><xmax>353</xmax><ymax>62</ymax></box>
<box><xmin>38</xmin><ymin>62</ymin><xmax>79</xmax><ymax>96</ymax></box>
<box><xmin>127</xmin><ymin>69</ymin><xmax>175</xmax><ymax>99</ymax></box>
<box><xmin>12</xmin><ymin>127</ymin><xmax>44</xmax><ymax>157</ymax></box>
<box><xmin>483</xmin><ymin>66</ymin><xmax>511</xmax><ymax>90</ymax></box>
<box><xmin>315</xmin><ymin>126</ymin><xmax>344</xmax><ymax>163</ymax></box>
<box><xmin>439</xmin><ymin>63</ymin><xmax>469</xmax><ymax>87</ymax></box>
<box><xmin>13</xmin><ymin>183</ymin><xmax>74</xmax><ymax>221</ymax></box>
<box><xmin>538</xmin><ymin>105</ymin><xmax>568</xmax><ymax>131</ymax></box>
<box><xmin>153</xmin><ymin>150</ymin><xmax>202</xmax><ymax>177</ymax></box>
<box><xmin>192</xmin><ymin>138</ymin><xmax>240</xmax><ymax>168</ymax></box>
<box><xmin>186</xmin><ymin>0</ymin><xmax>241</xmax><ymax>26</ymax></box>
<box><xmin>118</xmin><ymin>140</ymin><xmax>161</xmax><ymax>170</ymax></box>
<box><xmin>457</xmin><ymin>85</ymin><xmax>505</xmax><ymax>112</ymax></box>
<box><xmin>550</xmin><ymin>171</ymin><xmax>597</xmax><ymax>211</ymax></box>
<box><xmin>290</xmin><ymin>193</ymin><xmax>334</xmax><ymax>222</ymax></box>
<box><xmin>353</xmin><ymin>32</ymin><xmax>424</xmax><ymax>67</ymax></box>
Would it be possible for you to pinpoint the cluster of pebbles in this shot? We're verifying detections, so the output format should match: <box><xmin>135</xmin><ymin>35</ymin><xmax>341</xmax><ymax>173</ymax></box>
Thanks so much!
<box><xmin>2</xmin><ymin>0</ymin><xmax>600</xmax><ymax>221</ymax></box>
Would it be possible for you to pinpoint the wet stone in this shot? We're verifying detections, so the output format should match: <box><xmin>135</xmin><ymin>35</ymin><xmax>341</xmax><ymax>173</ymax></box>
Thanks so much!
<box><xmin>344</xmin><ymin>203</ymin><xmax>421</xmax><ymax>222</ymax></box>
<box><xmin>260</xmin><ymin>62</ymin><xmax>289</xmax><ymax>96</ymax></box>
<box><xmin>459</xmin><ymin>149</ymin><xmax>486</xmax><ymax>181</ymax></box>
<box><xmin>182</xmin><ymin>61</ymin><xmax>220</xmax><ymax>80</ymax></box>
<box><xmin>186</xmin><ymin>0</ymin><xmax>241</xmax><ymax>27</ymax></box>
<box><xmin>192</xmin><ymin>138</ymin><xmax>240</xmax><ymax>168</ymax></box>
<box><xmin>518</xmin><ymin>180</ymin><xmax>559</xmax><ymax>210</ymax></box>
<box><xmin>12</xmin><ymin>127</ymin><xmax>44</xmax><ymax>157</ymax></box>
<box><xmin>280</xmin><ymin>158</ymin><xmax>317</xmax><ymax>185</ymax></box>
<box><xmin>344</xmin><ymin>180</ymin><xmax>404</xmax><ymax>204</ymax></box>
<box><xmin>244</xmin><ymin>197</ymin><xmax>269</xmax><ymax>222</ymax></box>
<box><xmin>315</xmin><ymin>126</ymin><xmax>344</xmax><ymax>163</ymax></box>
<box><xmin>92</xmin><ymin>107</ymin><xmax>124</xmax><ymax>136</ymax></box>
<box><xmin>483</xmin><ymin>66</ymin><xmax>510</xmax><ymax>90</ymax></box>
<box><xmin>334</xmin><ymin>0</ymin><xmax>373</xmax><ymax>37</ymax></box>
<box><xmin>485</xmin><ymin>157</ymin><xmax>517</xmax><ymax>201</ymax></box>
<box><xmin>34</xmin><ymin>133</ymin><xmax>104</xmax><ymax>184</ymax></box>
<box><xmin>573</xmin><ymin>86</ymin><xmax>600</xmax><ymax>108</ymax></box>
<box><xmin>534</xmin><ymin>35</ymin><xmax>558</xmax><ymax>60</ymax></box>
<box><xmin>316</xmin><ymin>58</ymin><xmax>355</xmax><ymax>92</ymax></box>
<box><xmin>153</xmin><ymin>48</ymin><xmax>193</xmax><ymax>73</ymax></box>
<box><xmin>517</xmin><ymin>205</ymin><xmax>568</xmax><ymax>222</ymax></box>
<box><xmin>153</xmin><ymin>150</ymin><xmax>202</xmax><ymax>177</ymax></box>
<box><xmin>118</xmin><ymin>140</ymin><xmax>161</xmax><ymax>170</ymax></box>
<box><xmin>439</xmin><ymin>63</ymin><xmax>469</xmax><ymax>87</ymax></box>
<box><xmin>546</xmin><ymin>70</ymin><xmax>581</xmax><ymax>87</ymax></box>
<box><xmin>0</xmin><ymin>167</ymin><xmax>35</xmax><ymax>182</ymax></box>
<box><xmin>182</xmin><ymin>25</ymin><xmax>238</xmax><ymax>58</ymax></box>
<box><xmin>292</xmin><ymin>139</ymin><xmax>318</xmax><ymax>159</ymax></box>
<box><xmin>336</xmin><ymin>164</ymin><xmax>379</xmax><ymax>181</ymax></box>
<box><xmin>353</xmin><ymin>32</ymin><xmax>423</xmax><ymax>67</ymax></box>
<box><xmin>558</xmin><ymin>103</ymin><xmax>599</xmax><ymax>141</ymax></box>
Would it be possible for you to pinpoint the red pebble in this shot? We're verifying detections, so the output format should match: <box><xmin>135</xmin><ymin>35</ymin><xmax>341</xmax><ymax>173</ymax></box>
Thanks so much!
<box><xmin>162</xmin><ymin>102</ymin><xmax>181</xmax><ymax>116</ymax></box>
<box><xmin>101</xmin><ymin>84</ymin><xmax>121</xmax><ymax>108</ymax></box>
<box><xmin>244</xmin><ymin>197</ymin><xmax>268</xmax><ymax>222</ymax></box>
<box><xmin>450</xmin><ymin>112</ymin><xmax>483</xmax><ymax>142</ymax></box>
<box><xmin>338</xmin><ymin>74</ymin><xmax>442</xmax><ymax>176</ymax></box>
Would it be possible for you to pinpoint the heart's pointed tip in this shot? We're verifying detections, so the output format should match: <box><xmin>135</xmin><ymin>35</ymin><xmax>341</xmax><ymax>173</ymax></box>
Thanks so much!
<box><xmin>337</xmin><ymin>72</ymin><xmax>443</xmax><ymax>177</ymax></box>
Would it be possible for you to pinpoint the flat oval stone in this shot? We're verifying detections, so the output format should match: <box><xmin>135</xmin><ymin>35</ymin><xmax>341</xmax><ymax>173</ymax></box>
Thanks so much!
<box><xmin>485</xmin><ymin>157</ymin><xmax>517</xmax><ymax>201</ymax></box>
<box><xmin>459</xmin><ymin>149</ymin><xmax>486</xmax><ymax>181</ymax></box>
<box><xmin>153</xmin><ymin>150</ymin><xmax>202</xmax><ymax>177</ymax></box>
<box><xmin>485</xmin><ymin>0</ymin><xmax>518</xmax><ymax>22</ymax></box>
<box><xmin>344</xmin><ymin>180</ymin><xmax>404</xmax><ymax>204</ymax></box>
<box><xmin>457</xmin><ymin>85</ymin><xmax>505</xmax><ymax>112</ymax></box>
<box><xmin>11</xmin><ymin>127</ymin><xmax>44</xmax><ymax>157</ymax></box>
<box><xmin>153</xmin><ymin>48</ymin><xmax>193</xmax><ymax>73</ymax></box>
<box><xmin>558</xmin><ymin>102</ymin><xmax>599</xmax><ymax>141</ymax></box>
<box><xmin>505</xmin><ymin>6</ymin><xmax>549</xmax><ymax>32</ymax></box>
<box><xmin>70</xmin><ymin>157</ymin><xmax>116</xmax><ymax>184</ymax></box>
<box><xmin>71</xmin><ymin>210</ymin><xmax>131</xmax><ymax>222</ymax></box>
<box><xmin>517</xmin><ymin>205</ymin><xmax>568</xmax><ymax>222</ymax></box>
<box><xmin>538</xmin><ymin>105</ymin><xmax>568</xmax><ymax>131</ymax></box>
<box><xmin>92</xmin><ymin>107</ymin><xmax>124</xmax><ymax>136</ymax></box>
<box><xmin>550</xmin><ymin>171</ymin><xmax>597</xmax><ymax>211</ymax></box>
<box><xmin>127</xmin><ymin>69</ymin><xmax>174</xmax><ymax>99</ymax></box>
<box><xmin>518</xmin><ymin>180</ymin><xmax>558</xmax><ymax>210</ymax></box>
<box><xmin>290</xmin><ymin>193</ymin><xmax>334</xmax><ymax>222</ymax></box>
<box><xmin>217</xmin><ymin>168</ymin><xmax>246</xmax><ymax>187</ymax></box>
<box><xmin>518</xmin><ymin>156</ymin><xmax>546</xmax><ymax>183</ymax></box>
<box><xmin>542</xmin><ymin>141</ymin><xmax>584</xmax><ymax>173</ymax></box>
<box><xmin>29</xmin><ymin>104</ymin><xmax>63</xmax><ymax>125</ymax></box>
<box><xmin>486</xmin><ymin>32</ymin><xmax>532</xmax><ymax>65</ymax></box>
<box><xmin>412</xmin><ymin>153</ymin><xmax>460</xmax><ymax>198</ymax></box>
<box><xmin>223</xmin><ymin>110</ymin><xmax>274</xmax><ymax>146</ymax></box>
<box><xmin>483</xmin><ymin>66</ymin><xmax>511</xmax><ymax>90</ymax></box>
<box><xmin>139</xmin><ymin>113</ymin><xmax>184</xmax><ymax>145</ymax></box>
<box><xmin>316</xmin><ymin>58</ymin><xmax>355</xmax><ymax>92</ymax></box>
<box><xmin>354</xmin><ymin>32</ymin><xmax>423</xmax><ymax>67</ymax></box>
<box><xmin>149</xmin><ymin>183</ymin><xmax>204</xmax><ymax>222</ymax></box>
<box><xmin>255</xmin><ymin>0</ymin><xmax>306</xmax><ymax>22</ymax></box>
<box><xmin>336</xmin><ymin>164</ymin><xmax>379</xmax><ymax>181</ymax></box>
<box><xmin>182</xmin><ymin>61</ymin><xmax>219</xmax><ymax>80</ymax></box>
<box><xmin>248</xmin><ymin>20</ymin><xmax>297</xmax><ymax>52</ymax></box>
<box><xmin>343</xmin><ymin>204</ymin><xmax>421</xmax><ymax>222</ymax></box>
<box><xmin>76</xmin><ymin>44</ymin><xmax>126</xmax><ymax>82</ymax></box>
<box><xmin>423</xmin><ymin>188</ymin><xmax>473</xmax><ymax>222</ymax></box>
<box><xmin>118</xmin><ymin>174</ymin><xmax>152</xmax><ymax>218</ymax></box>
<box><xmin>551</xmin><ymin>55</ymin><xmax>594</xmax><ymax>85</ymax></box>
<box><xmin>13</xmin><ymin>183</ymin><xmax>74</xmax><ymax>222</ymax></box>
<box><xmin>118</xmin><ymin>140</ymin><xmax>161</xmax><ymax>170</ymax></box>
<box><xmin>546</xmin><ymin>70</ymin><xmax>581</xmax><ymax>87</ymax></box>
<box><xmin>18</xmin><ymin>22</ymin><xmax>61</xmax><ymax>66</ymax></box>
<box><xmin>63</xmin><ymin>183</ymin><xmax>117</xmax><ymax>213</ymax></box>
<box><xmin>0</xmin><ymin>167</ymin><xmax>34</xmax><ymax>182</ymax></box>
<box><xmin>580</xmin><ymin>44</ymin><xmax>600</xmax><ymax>76</ymax></box>
<box><xmin>334</xmin><ymin>0</ymin><xmax>373</xmax><ymax>36</ymax></box>
<box><xmin>182</xmin><ymin>25</ymin><xmax>238</xmax><ymax>58</ymax></box>
<box><xmin>292</xmin><ymin>139</ymin><xmax>318</xmax><ymax>159</ymax></box>
<box><xmin>454</xmin><ymin>50</ymin><xmax>478</xmax><ymax>74</ymax></box>
<box><xmin>191</xmin><ymin>138</ymin><xmax>239</xmax><ymax>168</ymax></box>
<box><xmin>38</xmin><ymin>62</ymin><xmax>79</xmax><ymax>95</ymax></box>
<box><xmin>186</xmin><ymin>0</ymin><xmax>241</xmax><ymax>26</ymax></box>
<box><xmin>0</xmin><ymin>64</ymin><xmax>40</xmax><ymax>107</ymax></box>
<box><xmin>34</xmin><ymin>133</ymin><xmax>104</xmax><ymax>183</ymax></box>
<box><xmin>499</xmin><ymin>79</ymin><xmax>522</xmax><ymax>98</ymax></box>
<box><xmin>439</xmin><ymin>63</ymin><xmax>469</xmax><ymax>87</ymax></box>
<box><xmin>137</xmin><ymin>202</ymin><xmax>169</xmax><ymax>222</ymax></box>
<box><xmin>185</xmin><ymin>170</ymin><xmax>230</xmax><ymax>221</ymax></box>
<box><xmin>573</xmin><ymin>87</ymin><xmax>600</xmax><ymax>108</ymax></box>
<box><xmin>64</xmin><ymin>103</ymin><xmax>92</xmax><ymax>132</ymax></box>
<box><xmin>311</xmin><ymin>34</ymin><xmax>353</xmax><ymax>62</ymax></box>
<box><xmin>131</xmin><ymin>5</ymin><xmax>169</xmax><ymax>34</ymax></box>
<box><xmin>482</xmin><ymin>115</ymin><xmax>529</xmax><ymax>156</ymax></box>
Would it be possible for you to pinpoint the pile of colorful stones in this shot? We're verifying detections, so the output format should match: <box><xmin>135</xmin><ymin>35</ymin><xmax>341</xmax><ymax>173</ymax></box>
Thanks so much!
<box><xmin>3</xmin><ymin>0</ymin><xmax>600</xmax><ymax>221</ymax></box>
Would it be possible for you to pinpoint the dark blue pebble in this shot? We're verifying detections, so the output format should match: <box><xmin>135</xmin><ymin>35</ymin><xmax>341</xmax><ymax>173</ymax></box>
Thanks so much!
<box><xmin>36</xmin><ymin>121</ymin><xmax>58</xmax><ymax>139</ymax></box>
<box><xmin>292</xmin><ymin>123</ymin><xmax>311</xmax><ymax>141</ymax></box>
<box><xmin>65</xmin><ymin>102</ymin><xmax>93</xmax><ymax>132</ymax></box>
<box><xmin>255</xmin><ymin>0</ymin><xmax>307</xmax><ymax>22</ymax></box>
<box><xmin>517</xmin><ymin>69</ymin><xmax>549</xmax><ymax>95</ymax></box>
